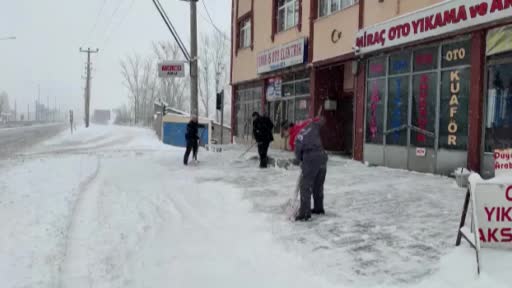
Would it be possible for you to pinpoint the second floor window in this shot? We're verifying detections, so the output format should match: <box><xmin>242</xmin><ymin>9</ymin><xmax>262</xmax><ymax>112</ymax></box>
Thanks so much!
<box><xmin>239</xmin><ymin>17</ymin><xmax>251</xmax><ymax>49</ymax></box>
<box><xmin>319</xmin><ymin>0</ymin><xmax>357</xmax><ymax>17</ymax></box>
<box><xmin>277</xmin><ymin>0</ymin><xmax>299</xmax><ymax>32</ymax></box>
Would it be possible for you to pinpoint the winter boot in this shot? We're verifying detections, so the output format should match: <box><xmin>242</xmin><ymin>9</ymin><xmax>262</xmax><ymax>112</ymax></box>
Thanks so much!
<box><xmin>311</xmin><ymin>208</ymin><xmax>325</xmax><ymax>215</ymax></box>
<box><xmin>295</xmin><ymin>214</ymin><xmax>311</xmax><ymax>221</ymax></box>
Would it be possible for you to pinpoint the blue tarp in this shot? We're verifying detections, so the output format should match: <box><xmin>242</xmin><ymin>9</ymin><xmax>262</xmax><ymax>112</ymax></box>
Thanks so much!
<box><xmin>162</xmin><ymin>122</ymin><xmax>208</xmax><ymax>147</ymax></box>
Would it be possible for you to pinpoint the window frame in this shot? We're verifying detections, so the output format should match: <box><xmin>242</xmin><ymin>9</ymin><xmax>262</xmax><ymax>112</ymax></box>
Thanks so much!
<box><xmin>318</xmin><ymin>0</ymin><xmax>358</xmax><ymax>18</ymax></box>
<box><xmin>277</xmin><ymin>0</ymin><xmax>299</xmax><ymax>32</ymax></box>
<box><xmin>238</xmin><ymin>16</ymin><xmax>252</xmax><ymax>49</ymax></box>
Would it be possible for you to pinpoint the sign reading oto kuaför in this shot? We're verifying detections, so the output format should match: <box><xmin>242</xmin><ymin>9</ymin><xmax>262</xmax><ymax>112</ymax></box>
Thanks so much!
<box><xmin>355</xmin><ymin>0</ymin><xmax>512</xmax><ymax>54</ymax></box>
<box><xmin>158</xmin><ymin>61</ymin><xmax>186</xmax><ymax>78</ymax></box>
<box><xmin>257</xmin><ymin>38</ymin><xmax>306</xmax><ymax>74</ymax></box>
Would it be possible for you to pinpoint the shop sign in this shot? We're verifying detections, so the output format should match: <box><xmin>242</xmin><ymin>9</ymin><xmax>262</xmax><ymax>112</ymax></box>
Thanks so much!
<box><xmin>495</xmin><ymin>149</ymin><xmax>512</xmax><ymax>176</ymax></box>
<box><xmin>355</xmin><ymin>0</ymin><xmax>512</xmax><ymax>55</ymax></box>
<box><xmin>158</xmin><ymin>61</ymin><xmax>186</xmax><ymax>78</ymax></box>
<box><xmin>257</xmin><ymin>38</ymin><xmax>306</xmax><ymax>74</ymax></box>
<box><xmin>266</xmin><ymin>77</ymin><xmax>282</xmax><ymax>101</ymax></box>
<box><xmin>416</xmin><ymin>148</ymin><xmax>427</xmax><ymax>157</ymax></box>
<box><xmin>473</xmin><ymin>182</ymin><xmax>512</xmax><ymax>249</ymax></box>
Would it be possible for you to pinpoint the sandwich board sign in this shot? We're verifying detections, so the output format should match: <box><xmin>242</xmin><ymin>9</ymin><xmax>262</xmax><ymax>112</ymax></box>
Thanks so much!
<box><xmin>158</xmin><ymin>61</ymin><xmax>186</xmax><ymax>78</ymax></box>
<box><xmin>456</xmin><ymin>148</ymin><xmax>512</xmax><ymax>274</ymax></box>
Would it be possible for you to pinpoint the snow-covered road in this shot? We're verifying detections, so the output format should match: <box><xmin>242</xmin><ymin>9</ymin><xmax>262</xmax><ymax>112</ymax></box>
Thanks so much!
<box><xmin>1</xmin><ymin>125</ymin><xmax>511</xmax><ymax>288</ymax></box>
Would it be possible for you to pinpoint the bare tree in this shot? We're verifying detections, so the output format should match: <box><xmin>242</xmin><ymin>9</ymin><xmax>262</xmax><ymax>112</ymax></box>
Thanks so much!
<box><xmin>199</xmin><ymin>34</ymin><xmax>213</xmax><ymax>118</ymax></box>
<box><xmin>0</xmin><ymin>91</ymin><xmax>9</xmax><ymax>114</ymax></box>
<box><xmin>120</xmin><ymin>54</ymin><xmax>143</xmax><ymax>124</ymax></box>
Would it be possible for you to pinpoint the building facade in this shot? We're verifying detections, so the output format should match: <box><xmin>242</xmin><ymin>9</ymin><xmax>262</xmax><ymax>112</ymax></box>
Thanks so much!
<box><xmin>230</xmin><ymin>0</ymin><xmax>512</xmax><ymax>177</ymax></box>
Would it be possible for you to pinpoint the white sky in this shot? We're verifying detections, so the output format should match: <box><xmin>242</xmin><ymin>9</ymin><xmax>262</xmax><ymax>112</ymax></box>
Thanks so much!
<box><xmin>0</xmin><ymin>0</ymin><xmax>231</xmax><ymax>117</ymax></box>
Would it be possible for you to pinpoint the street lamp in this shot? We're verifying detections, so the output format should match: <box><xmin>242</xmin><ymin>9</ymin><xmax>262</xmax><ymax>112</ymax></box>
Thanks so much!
<box><xmin>0</xmin><ymin>36</ymin><xmax>16</xmax><ymax>41</ymax></box>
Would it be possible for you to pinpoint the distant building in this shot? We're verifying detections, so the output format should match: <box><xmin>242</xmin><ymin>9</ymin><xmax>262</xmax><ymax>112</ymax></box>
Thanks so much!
<box><xmin>92</xmin><ymin>109</ymin><xmax>111</xmax><ymax>125</ymax></box>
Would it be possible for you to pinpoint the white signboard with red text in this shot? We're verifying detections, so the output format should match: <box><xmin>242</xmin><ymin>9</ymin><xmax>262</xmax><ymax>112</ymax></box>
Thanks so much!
<box><xmin>495</xmin><ymin>149</ymin><xmax>512</xmax><ymax>176</ymax></box>
<box><xmin>158</xmin><ymin>61</ymin><xmax>186</xmax><ymax>78</ymax></box>
<box><xmin>472</xmin><ymin>180</ymin><xmax>512</xmax><ymax>249</ymax></box>
<box><xmin>257</xmin><ymin>38</ymin><xmax>306</xmax><ymax>74</ymax></box>
<box><xmin>355</xmin><ymin>0</ymin><xmax>512</xmax><ymax>54</ymax></box>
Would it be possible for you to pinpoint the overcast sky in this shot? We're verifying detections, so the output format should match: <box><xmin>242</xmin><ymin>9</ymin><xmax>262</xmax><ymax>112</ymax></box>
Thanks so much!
<box><xmin>0</xmin><ymin>0</ymin><xmax>231</xmax><ymax>117</ymax></box>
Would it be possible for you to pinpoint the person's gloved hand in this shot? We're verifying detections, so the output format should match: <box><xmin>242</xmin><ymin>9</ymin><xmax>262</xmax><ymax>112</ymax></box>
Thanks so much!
<box><xmin>291</xmin><ymin>158</ymin><xmax>300</xmax><ymax>166</ymax></box>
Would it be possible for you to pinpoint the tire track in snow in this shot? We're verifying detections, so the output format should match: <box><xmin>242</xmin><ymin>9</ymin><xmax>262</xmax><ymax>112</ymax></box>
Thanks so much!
<box><xmin>57</xmin><ymin>157</ymin><xmax>102</xmax><ymax>288</ymax></box>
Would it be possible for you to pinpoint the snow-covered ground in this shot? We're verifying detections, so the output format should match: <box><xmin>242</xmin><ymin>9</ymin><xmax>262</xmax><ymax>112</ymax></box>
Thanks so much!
<box><xmin>1</xmin><ymin>125</ymin><xmax>511</xmax><ymax>288</ymax></box>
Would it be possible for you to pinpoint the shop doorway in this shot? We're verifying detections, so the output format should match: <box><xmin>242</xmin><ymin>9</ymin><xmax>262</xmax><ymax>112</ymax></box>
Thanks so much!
<box><xmin>482</xmin><ymin>53</ymin><xmax>512</xmax><ymax>178</ymax></box>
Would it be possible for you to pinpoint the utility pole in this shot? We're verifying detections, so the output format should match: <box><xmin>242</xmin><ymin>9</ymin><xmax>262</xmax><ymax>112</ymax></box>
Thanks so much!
<box><xmin>190</xmin><ymin>0</ymin><xmax>199</xmax><ymax>119</ymax></box>
<box><xmin>27</xmin><ymin>104</ymin><xmax>29</xmax><ymax>121</ymax></box>
<box><xmin>80</xmin><ymin>47</ymin><xmax>99</xmax><ymax>128</ymax></box>
<box><xmin>47</xmin><ymin>94</ymin><xmax>49</xmax><ymax>122</ymax></box>
<box><xmin>14</xmin><ymin>99</ymin><xmax>17</xmax><ymax>121</ymax></box>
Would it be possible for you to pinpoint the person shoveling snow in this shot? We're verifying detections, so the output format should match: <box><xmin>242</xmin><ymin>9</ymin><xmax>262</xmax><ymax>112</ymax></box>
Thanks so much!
<box><xmin>283</xmin><ymin>116</ymin><xmax>328</xmax><ymax>221</ymax></box>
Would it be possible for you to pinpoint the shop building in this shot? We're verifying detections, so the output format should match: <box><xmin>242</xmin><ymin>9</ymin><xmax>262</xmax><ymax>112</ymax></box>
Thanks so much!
<box><xmin>230</xmin><ymin>0</ymin><xmax>360</xmax><ymax>154</ymax></box>
<box><xmin>353</xmin><ymin>0</ymin><xmax>512</xmax><ymax>177</ymax></box>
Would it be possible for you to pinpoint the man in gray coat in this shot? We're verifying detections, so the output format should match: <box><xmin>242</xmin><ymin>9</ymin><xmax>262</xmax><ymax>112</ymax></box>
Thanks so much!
<box><xmin>293</xmin><ymin>117</ymin><xmax>328</xmax><ymax>221</ymax></box>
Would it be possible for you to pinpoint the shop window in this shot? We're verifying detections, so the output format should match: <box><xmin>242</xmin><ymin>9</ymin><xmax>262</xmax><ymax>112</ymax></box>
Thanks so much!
<box><xmin>442</xmin><ymin>40</ymin><xmax>471</xmax><ymax>68</ymax></box>
<box><xmin>366</xmin><ymin>78</ymin><xmax>385</xmax><ymax>144</ymax></box>
<box><xmin>277</xmin><ymin>0</ymin><xmax>299</xmax><ymax>32</ymax></box>
<box><xmin>319</xmin><ymin>0</ymin><xmax>357</xmax><ymax>17</ymax></box>
<box><xmin>411</xmin><ymin>73</ymin><xmax>437</xmax><ymax>148</ymax></box>
<box><xmin>439</xmin><ymin>68</ymin><xmax>470</xmax><ymax>150</ymax></box>
<box><xmin>368</xmin><ymin>57</ymin><xmax>386</xmax><ymax>78</ymax></box>
<box><xmin>295</xmin><ymin>98</ymin><xmax>309</xmax><ymax>122</ymax></box>
<box><xmin>485</xmin><ymin>62</ymin><xmax>512</xmax><ymax>152</ymax></box>
<box><xmin>389</xmin><ymin>52</ymin><xmax>410</xmax><ymax>75</ymax></box>
<box><xmin>235</xmin><ymin>84</ymin><xmax>263</xmax><ymax>138</ymax></box>
<box><xmin>386</xmin><ymin>76</ymin><xmax>409</xmax><ymax>146</ymax></box>
<box><xmin>414</xmin><ymin>46</ymin><xmax>438</xmax><ymax>72</ymax></box>
<box><xmin>238</xmin><ymin>17</ymin><xmax>251</xmax><ymax>49</ymax></box>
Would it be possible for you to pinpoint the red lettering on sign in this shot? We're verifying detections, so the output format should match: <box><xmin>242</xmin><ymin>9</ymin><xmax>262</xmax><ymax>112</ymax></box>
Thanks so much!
<box><xmin>491</xmin><ymin>0</ymin><xmax>504</xmax><ymax>12</ymax></box>
<box><xmin>507</xmin><ymin>185</ymin><xmax>512</xmax><ymax>202</ymax></box>
<box><xmin>480</xmin><ymin>228</ymin><xmax>512</xmax><ymax>242</ymax></box>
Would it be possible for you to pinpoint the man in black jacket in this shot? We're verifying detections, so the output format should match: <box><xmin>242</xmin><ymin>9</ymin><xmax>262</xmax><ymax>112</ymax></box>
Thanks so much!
<box><xmin>252</xmin><ymin>112</ymin><xmax>274</xmax><ymax>168</ymax></box>
<box><xmin>183</xmin><ymin>117</ymin><xmax>204</xmax><ymax>165</ymax></box>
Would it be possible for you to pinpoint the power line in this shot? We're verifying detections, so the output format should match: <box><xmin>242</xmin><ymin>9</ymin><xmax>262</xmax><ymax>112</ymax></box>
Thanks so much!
<box><xmin>102</xmin><ymin>0</ymin><xmax>136</xmax><ymax>49</ymax></box>
<box><xmin>200</xmin><ymin>0</ymin><xmax>231</xmax><ymax>42</ymax></box>
<box><xmin>87</xmin><ymin>0</ymin><xmax>108</xmax><ymax>42</ymax></box>
<box><xmin>151</xmin><ymin>0</ymin><xmax>191</xmax><ymax>61</ymax></box>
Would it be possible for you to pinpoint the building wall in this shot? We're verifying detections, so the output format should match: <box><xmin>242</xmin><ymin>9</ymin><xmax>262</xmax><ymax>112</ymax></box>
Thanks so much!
<box><xmin>363</xmin><ymin>0</ymin><xmax>443</xmax><ymax>27</ymax></box>
<box><xmin>238</xmin><ymin>0</ymin><xmax>251</xmax><ymax>15</ymax></box>
<box><xmin>232</xmin><ymin>0</ymin><xmax>311</xmax><ymax>84</ymax></box>
<box><xmin>312</xmin><ymin>4</ymin><xmax>359</xmax><ymax>63</ymax></box>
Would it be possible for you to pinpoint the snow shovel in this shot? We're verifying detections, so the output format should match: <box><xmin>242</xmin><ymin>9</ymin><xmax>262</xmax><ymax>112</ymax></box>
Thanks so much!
<box><xmin>239</xmin><ymin>142</ymin><xmax>256</xmax><ymax>158</ymax></box>
<box><xmin>285</xmin><ymin>172</ymin><xmax>302</xmax><ymax>221</ymax></box>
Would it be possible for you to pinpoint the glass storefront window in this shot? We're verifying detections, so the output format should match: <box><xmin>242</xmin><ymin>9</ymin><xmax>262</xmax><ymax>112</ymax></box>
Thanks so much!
<box><xmin>295</xmin><ymin>98</ymin><xmax>309</xmax><ymax>122</ymax></box>
<box><xmin>368</xmin><ymin>57</ymin><xmax>386</xmax><ymax>78</ymax></box>
<box><xmin>366</xmin><ymin>38</ymin><xmax>470</xmax><ymax>151</ymax></box>
<box><xmin>414</xmin><ymin>46</ymin><xmax>438</xmax><ymax>72</ymax></box>
<box><xmin>366</xmin><ymin>78</ymin><xmax>385</xmax><ymax>144</ymax></box>
<box><xmin>386</xmin><ymin>76</ymin><xmax>409</xmax><ymax>146</ymax></box>
<box><xmin>411</xmin><ymin>73</ymin><xmax>437</xmax><ymax>148</ymax></box>
<box><xmin>389</xmin><ymin>52</ymin><xmax>410</xmax><ymax>75</ymax></box>
<box><xmin>439</xmin><ymin>68</ymin><xmax>470</xmax><ymax>150</ymax></box>
<box><xmin>442</xmin><ymin>40</ymin><xmax>471</xmax><ymax>68</ymax></box>
<box><xmin>235</xmin><ymin>84</ymin><xmax>263</xmax><ymax>138</ymax></box>
<box><xmin>485</xmin><ymin>61</ymin><xmax>512</xmax><ymax>152</ymax></box>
